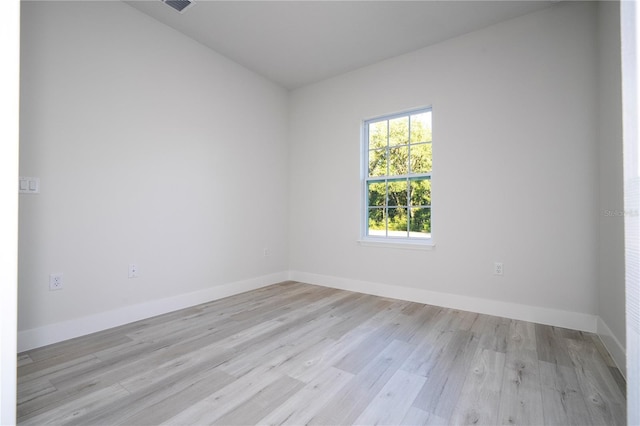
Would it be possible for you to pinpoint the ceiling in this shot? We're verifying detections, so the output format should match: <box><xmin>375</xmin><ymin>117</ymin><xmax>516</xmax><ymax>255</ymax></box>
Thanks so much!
<box><xmin>124</xmin><ymin>0</ymin><xmax>557</xmax><ymax>90</ymax></box>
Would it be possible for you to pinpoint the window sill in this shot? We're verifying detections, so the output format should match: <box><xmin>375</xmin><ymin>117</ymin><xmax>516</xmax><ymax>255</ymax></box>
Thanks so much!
<box><xmin>357</xmin><ymin>238</ymin><xmax>435</xmax><ymax>250</ymax></box>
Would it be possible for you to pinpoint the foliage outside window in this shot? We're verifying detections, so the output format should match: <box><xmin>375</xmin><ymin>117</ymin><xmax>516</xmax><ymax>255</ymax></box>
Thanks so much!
<box><xmin>364</xmin><ymin>108</ymin><xmax>432</xmax><ymax>241</ymax></box>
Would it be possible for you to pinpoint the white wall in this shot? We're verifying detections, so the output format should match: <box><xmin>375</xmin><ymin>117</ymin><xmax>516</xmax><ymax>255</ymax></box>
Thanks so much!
<box><xmin>288</xmin><ymin>2</ymin><xmax>601</xmax><ymax>329</ymax></box>
<box><xmin>18</xmin><ymin>1</ymin><xmax>289</xmax><ymax>348</ymax></box>
<box><xmin>596</xmin><ymin>1</ymin><xmax>626</xmax><ymax>374</ymax></box>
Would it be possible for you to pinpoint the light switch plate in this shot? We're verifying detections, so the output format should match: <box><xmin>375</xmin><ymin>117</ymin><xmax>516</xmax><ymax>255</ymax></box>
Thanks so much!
<box><xmin>19</xmin><ymin>177</ymin><xmax>40</xmax><ymax>194</ymax></box>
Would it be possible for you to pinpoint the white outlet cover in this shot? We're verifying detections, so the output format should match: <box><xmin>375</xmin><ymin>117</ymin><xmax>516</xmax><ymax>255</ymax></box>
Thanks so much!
<box><xmin>128</xmin><ymin>264</ymin><xmax>139</xmax><ymax>278</ymax></box>
<box><xmin>494</xmin><ymin>262</ymin><xmax>504</xmax><ymax>275</ymax></box>
<box><xmin>49</xmin><ymin>273</ymin><xmax>63</xmax><ymax>290</ymax></box>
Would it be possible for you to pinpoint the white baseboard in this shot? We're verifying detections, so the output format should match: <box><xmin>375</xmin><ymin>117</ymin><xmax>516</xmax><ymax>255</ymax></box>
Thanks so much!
<box><xmin>289</xmin><ymin>271</ymin><xmax>599</xmax><ymax>333</ymax></box>
<box><xmin>17</xmin><ymin>271</ymin><xmax>289</xmax><ymax>352</ymax></box>
<box><xmin>597</xmin><ymin>316</ymin><xmax>627</xmax><ymax>378</ymax></box>
<box><xmin>20</xmin><ymin>268</ymin><xmax>622</xmax><ymax>374</ymax></box>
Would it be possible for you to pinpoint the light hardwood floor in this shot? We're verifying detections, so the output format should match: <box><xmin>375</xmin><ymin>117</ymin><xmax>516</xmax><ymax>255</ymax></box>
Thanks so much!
<box><xmin>17</xmin><ymin>281</ymin><xmax>626</xmax><ymax>425</ymax></box>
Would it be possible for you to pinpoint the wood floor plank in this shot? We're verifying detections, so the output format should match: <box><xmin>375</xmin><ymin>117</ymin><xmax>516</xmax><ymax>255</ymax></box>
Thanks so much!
<box><xmin>401</xmin><ymin>305</ymin><xmax>443</xmax><ymax>344</ymax></box>
<box><xmin>590</xmin><ymin>334</ymin><xmax>617</xmax><ymax>368</ymax></box>
<box><xmin>160</xmin><ymin>366</ymin><xmax>284</xmax><ymax>425</ymax></box>
<box><xmin>256</xmin><ymin>367</ymin><xmax>354</xmax><ymax>425</ymax></box>
<box><xmin>438</xmin><ymin>308</ymin><xmax>473</xmax><ymax>332</ymax></box>
<box><xmin>86</xmin><ymin>296</ymin><xmax>333</xmax><ymax>392</ymax></box>
<box><xmin>16</xmin><ymin>282</ymin><xmax>626</xmax><ymax>426</ymax></box>
<box><xmin>122</xmin><ymin>283</ymin><xmax>321</xmax><ymax>347</ymax></box>
<box><xmin>19</xmin><ymin>384</ymin><xmax>130</xmax><ymax>426</ymax></box>
<box><xmin>49</xmin><ymin>342</ymin><xmax>182</xmax><ymax>392</ymax></box>
<box><xmin>564</xmin><ymin>338</ymin><xmax>626</xmax><ymax>426</ymax></box>
<box><xmin>124</xmin><ymin>282</ymin><xmax>302</xmax><ymax>342</ymax></box>
<box><xmin>411</xmin><ymin>330</ymin><xmax>479</xmax><ymax>420</ymax></box>
<box><xmin>566</xmin><ymin>338</ymin><xmax>625</xmax><ymax>404</ymax></box>
<box><xmin>17</xmin><ymin>359</ymin><xmax>115</xmax><ymax>421</ymax></box>
<box><xmin>56</xmin><ymin>355</ymin><xmax>235</xmax><ymax>425</ymax></box>
<box><xmin>479</xmin><ymin>315</ymin><xmax>510</xmax><ymax>353</ymax></box>
<box><xmin>24</xmin><ymin>330</ymin><xmax>135</xmax><ymax>364</ymax></box>
<box><xmin>308</xmin><ymin>339</ymin><xmax>416</xmax><ymax>425</ymax></box>
<box><xmin>400</xmin><ymin>406</ymin><xmax>447</xmax><ymax>426</ymax></box>
<box><xmin>18</xmin><ymin>354</ymin><xmax>101</xmax><ymax>386</ymax></box>
<box><xmin>400</xmin><ymin>308</ymin><xmax>456</xmax><ymax>377</ymax></box>
<box><xmin>276</xmin><ymin>294</ymin><xmax>408</xmax><ymax>383</ymax></box>
<box><xmin>497</xmin><ymin>320</ymin><xmax>545</xmax><ymax>426</ymax></box>
<box><xmin>226</xmin><ymin>284</ymin><xmax>333</xmax><ymax>322</ymax></box>
<box><xmin>281</xmin><ymin>324</ymin><xmax>376</xmax><ymax>383</ymax></box>
<box><xmin>399</xmin><ymin>300</ymin><xmax>426</xmax><ymax>316</ymax></box>
<box><xmin>334</xmin><ymin>323</ymin><xmax>403</xmax><ymax>374</ymax></box>
<box><xmin>322</xmin><ymin>294</ymin><xmax>393</xmax><ymax>340</ymax></box>
<box><xmin>216</xmin><ymin>290</ymin><xmax>352</xmax><ymax>356</ymax></box>
<box><xmin>220</xmin><ymin>317</ymin><xmax>344</xmax><ymax>378</ymax></box>
<box><xmin>17</xmin><ymin>354</ymin><xmax>33</xmax><ymax>368</ymax></box>
<box><xmin>539</xmin><ymin>360</ymin><xmax>592</xmax><ymax>426</ymax></box>
<box><xmin>458</xmin><ymin>311</ymin><xmax>487</xmax><ymax>334</ymax></box>
<box><xmin>211</xmin><ymin>375</ymin><xmax>304</xmax><ymax>425</ymax></box>
<box><xmin>449</xmin><ymin>348</ymin><xmax>506</xmax><ymax>425</ymax></box>
<box><xmin>608</xmin><ymin>366</ymin><xmax>627</xmax><ymax>399</ymax></box>
<box><xmin>111</xmin><ymin>368</ymin><xmax>236</xmax><ymax>426</ymax></box>
<box><xmin>555</xmin><ymin>326</ymin><xmax>587</xmax><ymax>341</ymax></box>
<box><xmin>535</xmin><ymin>324</ymin><xmax>574</xmax><ymax>367</ymax></box>
<box><xmin>385</xmin><ymin>305</ymin><xmax>442</xmax><ymax>345</ymax></box>
<box><xmin>353</xmin><ymin>369</ymin><xmax>426</xmax><ymax>425</ymax></box>
<box><xmin>116</xmin><ymin>345</ymin><xmax>235</xmax><ymax>395</ymax></box>
<box><xmin>588</xmin><ymin>334</ymin><xmax>627</xmax><ymax>396</ymax></box>
<box><xmin>16</xmin><ymin>377</ymin><xmax>57</xmax><ymax>406</ymax></box>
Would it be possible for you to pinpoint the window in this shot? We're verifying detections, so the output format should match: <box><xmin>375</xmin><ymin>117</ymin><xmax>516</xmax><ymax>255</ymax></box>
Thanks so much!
<box><xmin>362</xmin><ymin>107</ymin><xmax>432</xmax><ymax>243</ymax></box>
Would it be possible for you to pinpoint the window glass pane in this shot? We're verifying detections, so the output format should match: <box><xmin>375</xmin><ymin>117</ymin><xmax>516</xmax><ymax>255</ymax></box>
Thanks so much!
<box><xmin>367</xmin><ymin>181</ymin><xmax>386</xmax><ymax>207</ymax></box>
<box><xmin>410</xmin><ymin>178</ymin><xmax>431</xmax><ymax>206</ymax></box>
<box><xmin>389</xmin><ymin>146</ymin><xmax>408</xmax><ymax>175</ymax></box>
<box><xmin>387</xmin><ymin>229</ymin><xmax>409</xmax><ymax>238</ymax></box>
<box><xmin>387</xmin><ymin>206</ymin><xmax>408</xmax><ymax>237</ymax></box>
<box><xmin>368</xmin><ymin>121</ymin><xmax>387</xmax><ymax>150</ymax></box>
<box><xmin>409</xmin><ymin>207</ymin><xmax>431</xmax><ymax>238</ymax></box>
<box><xmin>410</xmin><ymin>112</ymin><xmax>432</xmax><ymax>143</ymax></box>
<box><xmin>387</xmin><ymin>179</ymin><xmax>407</xmax><ymax>207</ymax></box>
<box><xmin>368</xmin><ymin>148</ymin><xmax>387</xmax><ymax>177</ymax></box>
<box><xmin>363</xmin><ymin>108</ymin><xmax>432</xmax><ymax>242</ymax></box>
<box><xmin>409</xmin><ymin>143</ymin><xmax>432</xmax><ymax>173</ymax></box>
<box><xmin>389</xmin><ymin>116</ymin><xmax>409</xmax><ymax>146</ymax></box>
<box><xmin>368</xmin><ymin>207</ymin><xmax>386</xmax><ymax>237</ymax></box>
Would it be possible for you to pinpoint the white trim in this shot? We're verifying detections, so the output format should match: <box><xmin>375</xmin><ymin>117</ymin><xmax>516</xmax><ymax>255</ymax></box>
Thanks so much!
<box><xmin>17</xmin><ymin>271</ymin><xmax>288</xmax><ymax>352</ymax></box>
<box><xmin>357</xmin><ymin>238</ymin><xmax>435</xmax><ymax>250</ymax></box>
<box><xmin>0</xmin><ymin>0</ymin><xmax>20</xmax><ymax>424</ymax></box>
<box><xmin>622</xmin><ymin>0</ymin><xmax>640</xmax><ymax>421</ymax></box>
<box><xmin>18</xmin><ymin>268</ymin><xmax>623</xmax><ymax>378</ymax></box>
<box><xmin>597</xmin><ymin>316</ymin><xmax>628</xmax><ymax>379</ymax></box>
<box><xmin>289</xmin><ymin>270</ymin><xmax>599</xmax><ymax>333</ymax></box>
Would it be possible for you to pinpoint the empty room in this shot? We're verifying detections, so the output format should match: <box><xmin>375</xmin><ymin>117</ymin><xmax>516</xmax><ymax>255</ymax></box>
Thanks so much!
<box><xmin>4</xmin><ymin>0</ymin><xmax>637</xmax><ymax>424</ymax></box>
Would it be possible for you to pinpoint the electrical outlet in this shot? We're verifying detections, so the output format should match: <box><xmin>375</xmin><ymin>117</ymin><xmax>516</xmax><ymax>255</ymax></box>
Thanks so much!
<box><xmin>128</xmin><ymin>263</ymin><xmax>139</xmax><ymax>278</ymax></box>
<box><xmin>494</xmin><ymin>262</ymin><xmax>504</xmax><ymax>276</ymax></box>
<box><xmin>263</xmin><ymin>248</ymin><xmax>270</xmax><ymax>257</ymax></box>
<box><xmin>49</xmin><ymin>273</ymin><xmax>63</xmax><ymax>291</ymax></box>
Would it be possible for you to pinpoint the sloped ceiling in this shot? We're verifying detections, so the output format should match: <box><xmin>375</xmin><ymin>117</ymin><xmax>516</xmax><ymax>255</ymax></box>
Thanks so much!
<box><xmin>124</xmin><ymin>0</ymin><xmax>557</xmax><ymax>90</ymax></box>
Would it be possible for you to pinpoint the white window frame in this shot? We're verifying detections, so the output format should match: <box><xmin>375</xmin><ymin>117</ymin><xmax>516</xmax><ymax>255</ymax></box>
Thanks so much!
<box><xmin>359</xmin><ymin>107</ymin><xmax>434</xmax><ymax>249</ymax></box>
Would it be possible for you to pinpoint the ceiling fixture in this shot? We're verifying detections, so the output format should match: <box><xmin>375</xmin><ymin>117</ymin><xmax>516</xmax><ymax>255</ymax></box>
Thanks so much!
<box><xmin>161</xmin><ymin>0</ymin><xmax>195</xmax><ymax>14</ymax></box>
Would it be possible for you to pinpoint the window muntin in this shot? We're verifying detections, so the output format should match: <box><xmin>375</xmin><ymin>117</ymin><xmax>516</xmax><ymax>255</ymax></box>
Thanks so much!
<box><xmin>364</xmin><ymin>108</ymin><xmax>432</xmax><ymax>240</ymax></box>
